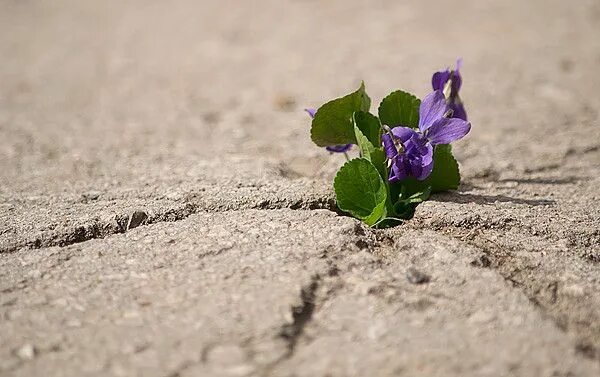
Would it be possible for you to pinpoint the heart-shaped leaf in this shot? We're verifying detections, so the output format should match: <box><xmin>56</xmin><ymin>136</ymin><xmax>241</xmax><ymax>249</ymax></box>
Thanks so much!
<box><xmin>334</xmin><ymin>158</ymin><xmax>387</xmax><ymax>226</ymax></box>
<box><xmin>311</xmin><ymin>82</ymin><xmax>371</xmax><ymax>147</ymax></box>
<box><xmin>378</xmin><ymin>90</ymin><xmax>420</xmax><ymax>129</ymax></box>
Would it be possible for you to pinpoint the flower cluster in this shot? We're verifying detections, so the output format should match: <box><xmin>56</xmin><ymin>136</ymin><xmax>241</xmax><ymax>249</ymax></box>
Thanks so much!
<box><xmin>306</xmin><ymin>61</ymin><xmax>472</xmax><ymax>227</ymax></box>
<box><xmin>382</xmin><ymin>90</ymin><xmax>470</xmax><ymax>182</ymax></box>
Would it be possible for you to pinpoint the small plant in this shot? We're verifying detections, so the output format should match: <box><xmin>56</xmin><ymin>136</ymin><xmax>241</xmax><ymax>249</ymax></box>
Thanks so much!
<box><xmin>306</xmin><ymin>61</ymin><xmax>470</xmax><ymax>227</ymax></box>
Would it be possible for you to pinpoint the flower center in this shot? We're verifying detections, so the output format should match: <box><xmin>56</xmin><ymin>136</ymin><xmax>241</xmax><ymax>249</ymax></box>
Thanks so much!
<box><xmin>382</xmin><ymin>125</ymin><xmax>405</xmax><ymax>154</ymax></box>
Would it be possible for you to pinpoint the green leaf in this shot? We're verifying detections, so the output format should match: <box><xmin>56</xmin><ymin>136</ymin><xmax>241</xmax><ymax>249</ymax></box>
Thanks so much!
<box><xmin>311</xmin><ymin>82</ymin><xmax>372</xmax><ymax>147</ymax></box>
<box><xmin>353</xmin><ymin>111</ymin><xmax>381</xmax><ymax>147</ymax></box>
<box><xmin>399</xmin><ymin>144</ymin><xmax>460</xmax><ymax>194</ymax></box>
<box><xmin>391</xmin><ymin>187</ymin><xmax>431</xmax><ymax>220</ymax></box>
<box><xmin>378</xmin><ymin>90</ymin><xmax>421</xmax><ymax>128</ymax></box>
<box><xmin>334</xmin><ymin>158</ymin><xmax>387</xmax><ymax>226</ymax></box>
<box><xmin>364</xmin><ymin>200</ymin><xmax>387</xmax><ymax>226</ymax></box>
<box><xmin>403</xmin><ymin>187</ymin><xmax>432</xmax><ymax>204</ymax></box>
<box><xmin>423</xmin><ymin>144</ymin><xmax>460</xmax><ymax>192</ymax></box>
<box><xmin>367</xmin><ymin>147</ymin><xmax>394</xmax><ymax>217</ymax></box>
<box><xmin>372</xmin><ymin>216</ymin><xmax>405</xmax><ymax>229</ymax></box>
<box><xmin>352</xmin><ymin>112</ymin><xmax>385</xmax><ymax>181</ymax></box>
<box><xmin>351</xmin><ymin>122</ymin><xmax>387</xmax><ymax>183</ymax></box>
<box><xmin>353</xmin><ymin>124</ymin><xmax>374</xmax><ymax>161</ymax></box>
<box><xmin>392</xmin><ymin>202</ymin><xmax>416</xmax><ymax>220</ymax></box>
<box><xmin>369</xmin><ymin>148</ymin><xmax>388</xmax><ymax>182</ymax></box>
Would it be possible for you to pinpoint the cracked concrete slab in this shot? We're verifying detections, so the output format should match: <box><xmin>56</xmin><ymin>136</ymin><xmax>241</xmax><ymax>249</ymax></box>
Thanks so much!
<box><xmin>0</xmin><ymin>210</ymin><xmax>365</xmax><ymax>376</ymax></box>
<box><xmin>270</xmin><ymin>228</ymin><xmax>599</xmax><ymax>376</ymax></box>
<box><xmin>409</xmin><ymin>173</ymin><xmax>600</xmax><ymax>359</ymax></box>
<box><xmin>0</xmin><ymin>160</ymin><xmax>335</xmax><ymax>253</ymax></box>
<box><xmin>1</xmin><ymin>0</ymin><xmax>600</xmax><ymax>375</ymax></box>
<box><xmin>1</xmin><ymin>211</ymin><xmax>598</xmax><ymax>376</ymax></box>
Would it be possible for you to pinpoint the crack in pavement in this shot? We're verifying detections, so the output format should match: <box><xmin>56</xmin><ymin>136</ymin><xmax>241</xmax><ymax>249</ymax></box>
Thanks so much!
<box><xmin>278</xmin><ymin>274</ymin><xmax>320</xmax><ymax>356</ymax></box>
<box><xmin>3</xmin><ymin>205</ymin><xmax>598</xmax><ymax>375</ymax></box>
<box><xmin>4</xmin><ymin>182</ymin><xmax>599</xmax><ymax>366</ymax></box>
<box><xmin>0</xmin><ymin>195</ymin><xmax>339</xmax><ymax>254</ymax></box>
<box><xmin>260</xmin><ymin>271</ymin><xmax>337</xmax><ymax>377</ymax></box>
<box><xmin>407</xmin><ymin>223</ymin><xmax>600</xmax><ymax>362</ymax></box>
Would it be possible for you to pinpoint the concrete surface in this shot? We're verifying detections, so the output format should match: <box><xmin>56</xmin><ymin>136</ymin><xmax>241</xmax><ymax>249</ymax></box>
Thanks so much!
<box><xmin>1</xmin><ymin>0</ymin><xmax>599</xmax><ymax>376</ymax></box>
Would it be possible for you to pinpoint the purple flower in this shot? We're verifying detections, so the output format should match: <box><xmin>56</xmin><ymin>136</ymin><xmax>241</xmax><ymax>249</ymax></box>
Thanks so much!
<box><xmin>324</xmin><ymin>144</ymin><xmax>353</xmax><ymax>153</ymax></box>
<box><xmin>381</xmin><ymin>91</ymin><xmax>471</xmax><ymax>182</ymax></box>
<box><xmin>382</xmin><ymin>127</ymin><xmax>434</xmax><ymax>181</ymax></box>
<box><xmin>432</xmin><ymin>59</ymin><xmax>467</xmax><ymax>121</ymax></box>
<box><xmin>305</xmin><ymin>108</ymin><xmax>352</xmax><ymax>153</ymax></box>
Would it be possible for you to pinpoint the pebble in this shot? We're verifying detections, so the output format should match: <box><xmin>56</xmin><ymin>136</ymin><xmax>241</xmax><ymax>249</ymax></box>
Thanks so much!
<box><xmin>15</xmin><ymin>344</ymin><xmax>36</xmax><ymax>360</ymax></box>
<box><xmin>81</xmin><ymin>191</ymin><xmax>101</xmax><ymax>201</ymax></box>
<box><xmin>406</xmin><ymin>267</ymin><xmax>430</xmax><ymax>284</ymax></box>
<box><xmin>126</xmin><ymin>210</ymin><xmax>148</xmax><ymax>230</ymax></box>
<box><xmin>164</xmin><ymin>191</ymin><xmax>183</xmax><ymax>201</ymax></box>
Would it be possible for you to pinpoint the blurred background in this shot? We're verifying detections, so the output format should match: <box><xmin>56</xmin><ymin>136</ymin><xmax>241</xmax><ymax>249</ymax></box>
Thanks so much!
<box><xmin>1</xmin><ymin>0</ymin><xmax>599</xmax><ymax>191</ymax></box>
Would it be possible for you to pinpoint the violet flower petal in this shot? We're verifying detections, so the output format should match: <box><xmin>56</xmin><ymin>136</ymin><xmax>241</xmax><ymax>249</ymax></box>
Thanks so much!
<box><xmin>418</xmin><ymin>141</ymin><xmax>435</xmax><ymax>180</ymax></box>
<box><xmin>325</xmin><ymin>144</ymin><xmax>352</xmax><ymax>153</ymax></box>
<box><xmin>450</xmin><ymin>60</ymin><xmax>462</xmax><ymax>93</ymax></box>
<box><xmin>389</xmin><ymin>157</ymin><xmax>409</xmax><ymax>183</ymax></box>
<box><xmin>452</xmin><ymin>58</ymin><xmax>462</xmax><ymax>88</ymax></box>
<box><xmin>450</xmin><ymin>71</ymin><xmax>462</xmax><ymax>94</ymax></box>
<box><xmin>383</xmin><ymin>127</ymin><xmax>420</xmax><ymax>160</ymax></box>
<box><xmin>449</xmin><ymin>102</ymin><xmax>467</xmax><ymax>121</ymax></box>
<box><xmin>407</xmin><ymin>157</ymin><xmax>424</xmax><ymax>180</ymax></box>
<box><xmin>381</xmin><ymin>133</ymin><xmax>398</xmax><ymax>159</ymax></box>
<box><xmin>414</xmin><ymin>156</ymin><xmax>434</xmax><ymax>181</ymax></box>
<box><xmin>417</xmin><ymin>141</ymin><xmax>434</xmax><ymax>166</ymax></box>
<box><xmin>432</xmin><ymin>70</ymin><xmax>450</xmax><ymax>91</ymax></box>
<box><xmin>391</xmin><ymin>126</ymin><xmax>418</xmax><ymax>143</ymax></box>
<box><xmin>404</xmin><ymin>135</ymin><xmax>430</xmax><ymax>161</ymax></box>
<box><xmin>418</xmin><ymin>91</ymin><xmax>448</xmax><ymax>132</ymax></box>
<box><xmin>404</xmin><ymin>139</ymin><xmax>434</xmax><ymax>181</ymax></box>
<box><xmin>407</xmin><ymin>155</ymin><xmax>434</xmax><ymax>181</ymax></box>
<box><xmin>304</xmin><ymin>108</ymin><xmax>316</xmax><ymax>118</ymax></box>
<box><xmin>426</xmin><ymin>118</ymin><xmax>471</xmax><ymax>146</ymax></box>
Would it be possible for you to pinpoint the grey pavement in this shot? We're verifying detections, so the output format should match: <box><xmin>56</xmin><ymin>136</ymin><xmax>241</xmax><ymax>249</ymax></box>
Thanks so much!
<box><xmin>1</xmin><ymin>0</ymin><xmax>599</xmax><ymax>376</ymax></box>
